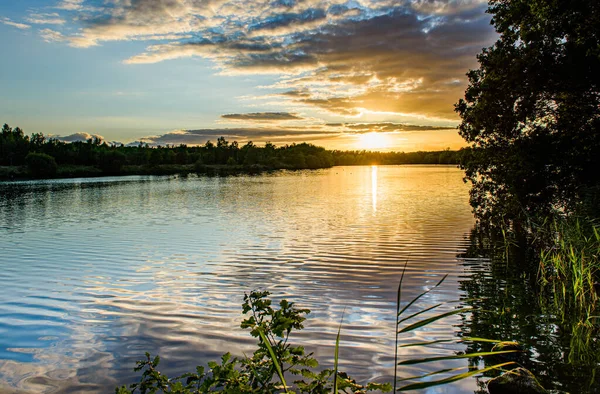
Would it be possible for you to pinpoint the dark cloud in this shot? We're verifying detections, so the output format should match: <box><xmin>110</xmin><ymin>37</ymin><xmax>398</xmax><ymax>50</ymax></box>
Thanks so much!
<box><xmin>331</xmin><ymin>122</ymin><xmax>456</xmax><ymax>133</ymax></box>
<box><xmin>221</xmin><ymin>112</ymin><xmax>303</xmax><ymax>121</ymax></box>
<box><xmin>264</xmin><ymin>5</ymin><xmax>495</xmax><ymax>117</ymax></box>
<box><xmin>249</xmin><ymin>8</ymin><xmax>327</xmax><ymax>32</ymax></box>
<box><xmin>140</xmin><ymin>127</ymin><xmax>338</xmax><ymax>145</ymax></box>
<box><xmin>138</xmin><ymin>121</ymin><xmax>452</xmax><ymax>146</ymax></box>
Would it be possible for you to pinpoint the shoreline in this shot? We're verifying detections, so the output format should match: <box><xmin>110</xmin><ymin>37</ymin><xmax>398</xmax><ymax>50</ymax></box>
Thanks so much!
<box><xmin>0</xmin><ymin>163</ymin><xmax>459</xmax><ymax>182</ymax></box>
<box><xmin>0</xmin><ymin>163</ymin><xmax>313</xmax><ymax>181</ymax></box>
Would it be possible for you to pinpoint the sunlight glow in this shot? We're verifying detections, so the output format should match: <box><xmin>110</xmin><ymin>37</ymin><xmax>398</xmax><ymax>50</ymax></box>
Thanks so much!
<box><xmin>358</xmin><ymin>132</ymin><xmax>390</xmax><ymax>150</ymax></box>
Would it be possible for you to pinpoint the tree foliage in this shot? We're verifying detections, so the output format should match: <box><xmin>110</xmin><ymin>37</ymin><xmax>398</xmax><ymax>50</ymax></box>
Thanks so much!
<box><xmin>456</xmin><ymin>0</ymin><xmax>600</xmax><ymax>223</ymax></box>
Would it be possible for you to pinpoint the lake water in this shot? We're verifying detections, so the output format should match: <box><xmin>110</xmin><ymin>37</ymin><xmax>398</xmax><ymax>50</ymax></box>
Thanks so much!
<box><xmin>0</xmin><ymin>166</ymin><xmax>586</xmax><ymax>393</ymax></box>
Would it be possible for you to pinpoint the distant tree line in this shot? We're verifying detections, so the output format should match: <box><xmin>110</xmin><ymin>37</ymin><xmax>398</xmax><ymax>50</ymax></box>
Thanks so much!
<box><xmin>0</xmin><ymin>123</ymin><xmax>464</xmax><ymax>179</ymax></box>
<box><xmin>331</xmin><ymin>148</ymin><xmax>465</xmax><ymax>166</ymax></box>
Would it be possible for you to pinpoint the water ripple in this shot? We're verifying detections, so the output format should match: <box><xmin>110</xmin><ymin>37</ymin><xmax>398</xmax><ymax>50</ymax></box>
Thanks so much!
<box><xmin>0</xmin><ymin>166</ymin><xmax>477</xmax><ymax>393</ymax></box>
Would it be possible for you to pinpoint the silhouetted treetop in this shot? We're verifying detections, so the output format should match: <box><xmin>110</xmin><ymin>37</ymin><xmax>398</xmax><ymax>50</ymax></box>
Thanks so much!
<box><xmin>456</xmin><ymin>0</ymin><xmax>600</xmax><ymax>222</ymax></box>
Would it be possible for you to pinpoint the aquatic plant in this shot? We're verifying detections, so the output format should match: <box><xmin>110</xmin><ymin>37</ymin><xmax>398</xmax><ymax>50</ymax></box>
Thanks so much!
<box><xmin>538</xmin><ymin>220</ymin><xmax>599</xmax><ymax>314</ymax></box>
<box><xmin>116</xmin><ymin>273</ymin><xmax>515</xmax><ymax>393</ymax></box>
<box><xmin>536</xmin><ymin>219</ymin><xmax>600</xmax><ymax>374</ymax></box>
<box><xmin>457</xmin><ymin>220</ymin><xmax>600</xmax><ymax>392</ymax></box>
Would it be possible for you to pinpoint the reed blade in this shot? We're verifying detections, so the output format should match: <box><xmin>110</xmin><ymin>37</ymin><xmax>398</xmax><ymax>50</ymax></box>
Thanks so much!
<box><xmin>395</xmin><ymin>366</ymin><xmax>465</xmax><ymax>382</ymax></box>
<box><xmin>397</xmin><ymin>350</ymin><xmax>519</xmax><ymax>365</ymax></box>
<box><xmin>393</xmin><ymin>261</ymin><xmax>408</xmax><ymax>392</ymax></box>
<box><xmin>333</xmin><ymin>308</ymin><xmax>345</xmax><ymax>394</ymax></box>
<box><xmin>397</xmin><ymin>274</ymin><xmax>448</xmax><ymax>317</ymax></box>
<box><xmin>398</xmin><ymin>339</ymin><xmax>453</xmax><ymax>348</ymax></box>
<box><xmin>397</xmin><ymin>362</ymin><xmax>515</xmax><ymax>391</ymax></box>
<box><xmin>257</xmin><ymin>329</ymin><xmax>288</xmax><ymax>393</ymax></box>
<box><xmin>398</xmin><ymin>308</ymin><xmax>471</xmax><ymax>333</ymax></box>
<box><xmin>397</xmin><ymin>303</ymin><xmax>443</xmax><ymax>325</ymax></box>
<box><xmin>459</xmin><ymin>337</ymin><xmax>503</xmax><ymax>344</ymax></box>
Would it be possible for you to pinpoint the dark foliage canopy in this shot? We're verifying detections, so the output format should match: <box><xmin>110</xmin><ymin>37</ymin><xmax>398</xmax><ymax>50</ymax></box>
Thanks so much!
<box><xmin>456</xmin><ymin>0</ymin><xmax>600</xmax><ymax>222</ymax></box>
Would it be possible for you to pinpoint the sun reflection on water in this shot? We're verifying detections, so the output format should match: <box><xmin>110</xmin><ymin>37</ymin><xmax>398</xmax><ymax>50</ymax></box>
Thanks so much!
<box><xmin>371</xmin><ymin>165</ymin><xmax>377</xmax><ymax>212</ymax></box>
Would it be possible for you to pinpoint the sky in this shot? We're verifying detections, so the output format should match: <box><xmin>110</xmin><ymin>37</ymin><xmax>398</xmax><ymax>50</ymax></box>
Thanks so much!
<box><xmin>0</xmin><ymin>0</ymin><xmax>497</xmax><ymax>151</ymax></box>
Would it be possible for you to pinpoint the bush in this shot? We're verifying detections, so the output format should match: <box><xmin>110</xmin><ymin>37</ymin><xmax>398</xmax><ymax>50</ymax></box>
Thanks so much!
<box><xmin>25</xmin><ymin>152</ymin><xmax>57</xmax><ymax>178</ymax></box>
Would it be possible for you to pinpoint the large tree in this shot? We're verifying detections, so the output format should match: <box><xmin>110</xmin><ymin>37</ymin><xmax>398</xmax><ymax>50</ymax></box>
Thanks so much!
<box><xmin>456</xmin><ymin>0</ymin><xmax>600</xmax><ymax>223</ymax></box>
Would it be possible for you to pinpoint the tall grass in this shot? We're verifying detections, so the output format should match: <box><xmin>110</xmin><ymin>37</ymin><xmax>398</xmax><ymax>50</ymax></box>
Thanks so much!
<box><xmin>538</xmin><ymin>220</ymin><xmax>599</xmax><ymax>315</ymax></box>
<box><xmin>536</xmin><ymin>219</ymin><xmax>600</xmax><ymax>370</ymax></box>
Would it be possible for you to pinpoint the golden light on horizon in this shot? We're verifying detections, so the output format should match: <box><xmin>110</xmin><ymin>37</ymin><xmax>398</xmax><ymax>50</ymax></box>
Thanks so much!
<box><xmin>358</xmin><ymin>132</ymin><xmax>391</xmax><ymax>150</ymax></box>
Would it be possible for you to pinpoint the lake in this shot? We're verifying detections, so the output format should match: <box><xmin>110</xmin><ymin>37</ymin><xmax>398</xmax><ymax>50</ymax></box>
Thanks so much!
<box><xmin>0</xmin><ymin>166</ymin><xmax>589</xmax><ymax>393</ymax></box>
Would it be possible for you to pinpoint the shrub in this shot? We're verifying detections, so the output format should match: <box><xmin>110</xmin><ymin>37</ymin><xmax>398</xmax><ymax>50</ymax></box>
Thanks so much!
<box><xmin>25</xmin><ymin>152</ymin><xmax>58</xmax><ymax>178</ymax></box>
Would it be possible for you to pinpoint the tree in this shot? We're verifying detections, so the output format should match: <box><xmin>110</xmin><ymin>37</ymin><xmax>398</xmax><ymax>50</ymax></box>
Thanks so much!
<box><xmin>97</xmin><ymin>150</ymin><xmax>127</xmax><ymax>174</ymax></box>
<box><xmin>149</xmin><ymin>148</ymin><xmax>163</xmax><ymax>166</ymax></box>
<box><xmin>30</xmin><ymin>133</ymin><xmax>46</xmax><ymax>148</ymax></box>
<box><xmin>456</xmin><ymin>0</ymin><xmax>600</xmax><ymax>223</ymax></box>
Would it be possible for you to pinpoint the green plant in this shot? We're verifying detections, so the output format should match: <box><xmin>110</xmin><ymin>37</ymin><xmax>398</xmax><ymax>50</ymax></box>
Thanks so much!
<box><xmin>392</xmin><ymin>263</ymin><xmax>517</xmax><ymax>391</ymax></box>
<box><xmin>536</xmin><ymin>219</ymin><xmax>600</xmax><ymax>371</ymax></box>
<box><xmin>538</xmin><ymin>220</ymin><xmax>599</xmax><ymax>313</ymax></box>
<box><xmin>116</xmin><ymin>291</ymin><xmax>390</xmax><ymax>394</ymax></box>
<box><xmin>117</xmin><ymin>276</ymin><xmax>518</xmax><ymax>393</ymax></box>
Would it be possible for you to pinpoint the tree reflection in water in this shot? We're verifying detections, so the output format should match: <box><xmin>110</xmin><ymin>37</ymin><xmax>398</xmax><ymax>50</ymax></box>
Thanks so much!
<box><xmin>457</xmin><ymin>227</ymin><xmax>600</xmax><ymax>393</ymax></box>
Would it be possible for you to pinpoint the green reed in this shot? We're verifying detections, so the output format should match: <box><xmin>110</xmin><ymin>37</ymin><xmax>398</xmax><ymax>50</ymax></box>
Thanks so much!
<box><xmin>538</xmin><ymin>219</ymin><xmax>599</xmax><ymax>315</ymax></box>
<box><xmin>392</xmin><ymin>263</ymin><xmax>515</xmax><ymax>391</ymax></box>
<box><xmin>534</xmin><ymin>219</ymin><xmax>600</xmax><ymax>376</ymax></box>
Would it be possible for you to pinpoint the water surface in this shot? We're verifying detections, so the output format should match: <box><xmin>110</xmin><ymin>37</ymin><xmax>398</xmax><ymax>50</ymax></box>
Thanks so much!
<box><xmin>0</xmin><ymin>166</ymin><xmax>480</xmax><ymax>393</ymax></box>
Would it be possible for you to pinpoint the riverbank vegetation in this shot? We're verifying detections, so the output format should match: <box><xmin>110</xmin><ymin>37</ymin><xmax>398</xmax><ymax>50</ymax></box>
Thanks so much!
<box><xmin>5</xmin><ymin>0</ymin><xmax>600</xmax><ymax>391</ymax></box>
<box><xmin>454</xmin><ymin>0</ymin><xmax>600</xmax><ymax>391</ymax></box>
<box><xmin>0</xmin><ymin>124</ymin><xmax>465</xmax><ymax>180</ymax></box>
<box><xmin>117</xmin><ymin>279</ymin><xmax>517</xmax><ymax>394</ymax></box>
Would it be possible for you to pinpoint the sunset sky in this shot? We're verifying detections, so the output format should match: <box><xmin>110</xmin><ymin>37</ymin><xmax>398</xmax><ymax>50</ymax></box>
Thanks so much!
<box><xmin>0</xmin><ymin>0</ymin><xmax>497</xmax><ymax>151</ymax></box>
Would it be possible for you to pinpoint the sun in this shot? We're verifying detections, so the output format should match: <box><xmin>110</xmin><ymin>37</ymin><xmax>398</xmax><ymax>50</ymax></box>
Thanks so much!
<box><xmin>358</xmin><ymin>132</ymin><xmax>390</xmax><ymax>150</ymax></box>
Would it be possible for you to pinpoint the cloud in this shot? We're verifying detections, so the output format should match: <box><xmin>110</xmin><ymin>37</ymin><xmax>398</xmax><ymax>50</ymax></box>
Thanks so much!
<box><xmin>137</xmin><ymin>121</ymin><xmax>453</xmax><ymax>146</ymax></box>
<box><xmin>140</xmin><ymin>127</ymin><xmax>336</xmax><ymax>145</ymax></box>
<box><xmin>40</xmin><ymin>28</ymin><xmax>65</xmax><ymax>42</ymax></box>
<box><xmin>332</xmin><ymin>122</ymin><xmax>456</xmax><ymax>133</ymax></box>
<box><xmin>26</xmin><ymin>13</ymin><xmax>66</xmax><ymax>25</ymax></box>
<box><xmin>1</xmin><ymin>17</ymin><xmax>30</xmax><ymax>30</ymax></box>
<box><xmin>221</xmin><ymin>112</ymin><xmax>303</xmax><ymax>121</ymax></box>
<box><xmin>53</xmin><ymin>132</ymin><xmax>104</xmax><ymax>142</ymax></box>
<box><xmin>409</xmin><ymin>0</ymin><xmax>487</xmax><ymax>15</ymax></box>
<box><xmin>56</xmin><ymin>0</ymin><xmax>86</xmax><ymax>11</ymax></box>
<box><xmin>25</xmin><ymin>0</ymin><xmax>497</xmax><ymax>121</ymax></box>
